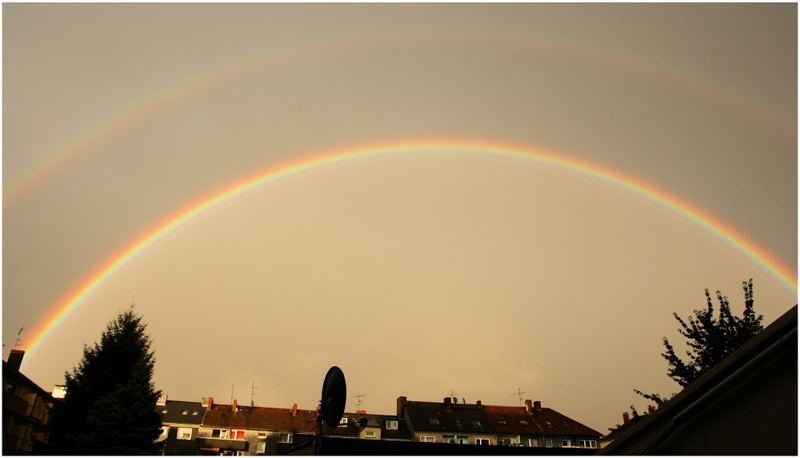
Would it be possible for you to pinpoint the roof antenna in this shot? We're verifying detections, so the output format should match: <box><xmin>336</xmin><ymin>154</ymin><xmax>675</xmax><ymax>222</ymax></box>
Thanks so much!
<box><xmin>512</xmin><ymin>387</ymin><xmax>527</xmax><ymax>406</ymax></box>
<box><xmin>14</xmin><ymin>327</ymin><xmax>24</xmax><ymax>349</ymax></box>
<box><xmin>448</xmin><ymin>389</ymin><xmax>458</xmax><ymax>402</ymax></box>
<box><xmin>230</xmin><ymin>384</ymin><xmax>240</xmax><ymax>404</ymax></box>
<box><xmin>250</xmin><ymin>381</ymin><xmax>258</xmax><ymax>407</ymax></box>
<box><xmin>354</xmin><ymin>393</ymin><xmax>365</xmax><ymax>412</ymax></box>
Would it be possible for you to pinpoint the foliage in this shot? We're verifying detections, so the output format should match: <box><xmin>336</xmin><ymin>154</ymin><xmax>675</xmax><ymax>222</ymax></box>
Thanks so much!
<box><xmin>633</xmin><ymin>279</ymin><xmax>763</xmax><ymax>408</ymax></box>
<box><xmin>661</xmin><ymin>279</ymin><xmax>763</xmax><ymax>387</ymax></box>
<box><xmin>49</xmin><ymin>306</ymin><xmax>163</xmax><ymax>454</ymax></box>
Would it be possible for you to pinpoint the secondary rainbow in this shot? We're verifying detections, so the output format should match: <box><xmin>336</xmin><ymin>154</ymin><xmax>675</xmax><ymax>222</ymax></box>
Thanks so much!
<box><xmin>5</xmin><ymin>32</ymin><xmax>791</xmax><ymax>207</ymax></box>
<box><xmin>22</xmin><ymin>140</ymin><xmax>797</xmax><ymax>360</ymax></box>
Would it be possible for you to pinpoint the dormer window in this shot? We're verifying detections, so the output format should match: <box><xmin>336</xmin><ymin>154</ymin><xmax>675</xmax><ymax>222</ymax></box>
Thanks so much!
<box><xmin>385</xmin><ymin>420</ymin><xmax>399</xmax><ymax>430</ymax></box>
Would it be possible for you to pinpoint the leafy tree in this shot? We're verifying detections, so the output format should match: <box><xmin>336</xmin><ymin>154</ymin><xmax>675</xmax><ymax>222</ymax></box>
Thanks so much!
<box><xmin>635</xmin><ymin>279</ymin><xmax>763</xmax><ymax>405</ymax></box>
<box><xmin>49</xmin><ymin>306</ymin><xmax>162</xmax><ymax>454</ymax></box>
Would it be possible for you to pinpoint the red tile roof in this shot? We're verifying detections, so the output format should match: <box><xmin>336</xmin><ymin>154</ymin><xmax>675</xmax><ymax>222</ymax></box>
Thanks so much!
<box><xmin>202</xmin><ymin>404</ymin><xmax>317</xmax><ymax>433</ymax></box>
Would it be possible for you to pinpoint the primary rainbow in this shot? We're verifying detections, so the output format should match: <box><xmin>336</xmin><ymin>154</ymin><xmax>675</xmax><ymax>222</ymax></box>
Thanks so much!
<box><xmin>22</xmin><ymin>140</ymin><xmax>797</xmax><ymax>360</ymax></box>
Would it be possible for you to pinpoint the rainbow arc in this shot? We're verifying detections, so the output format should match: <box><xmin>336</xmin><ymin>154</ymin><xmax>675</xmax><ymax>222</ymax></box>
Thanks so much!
<box><xmin>22</xmin><ymin>140</ymin><xmax>797</xmax><ymax>361</ymax></box>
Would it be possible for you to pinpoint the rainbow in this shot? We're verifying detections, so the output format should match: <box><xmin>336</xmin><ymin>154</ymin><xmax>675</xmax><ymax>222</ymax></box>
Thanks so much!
<box><xmin>5</xmin><ymin>32</ymin><xmax>792</xmax><ymax>207</ymax></box>
<box><xmin>22</xmin><ymin>140</ymin><xmax>797</xmax><ymax>361</ymax></box>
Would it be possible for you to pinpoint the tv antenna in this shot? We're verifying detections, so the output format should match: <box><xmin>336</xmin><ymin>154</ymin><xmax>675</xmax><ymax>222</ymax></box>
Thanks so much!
<box><xmin>512</xmin><ymin>387</ymin><xmax>527</xmax><ymax>405</ymax></box>
<box><xmin>250</xmin><ymin>381</ymin><xmax>258</xmax><ymax>407</ymax></box>
<box><xmin>354</xmin><ymin>393</ymin><xmax>365</xmax><ymax>411</ymax></box>
<box><xmin>14</xmin><ymin>327</ymin><xmax>24</xmax><ymax>349</ymax></box>
<box><xmin>230</xmin><ymin>384</ymin><xmax>240</xmax><ymax>404</ymax></box>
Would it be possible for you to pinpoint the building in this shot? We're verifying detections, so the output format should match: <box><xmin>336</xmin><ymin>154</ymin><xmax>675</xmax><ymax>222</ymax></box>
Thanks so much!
<box><xmin>400</xmin><ymin>396</ymin><xmax>495</xmax><ymax>445</ymax></box>
<box><xmin>327</xmin><ymin>410</ymin><xmax>412</xmax><ymax>442</ymax></box>
<box><xmin>192</xmin><ymin>398</ymin><xmax>316</xmax><ymax>455</ymax></box>
<box><xmin>3</xmin><ymin>350</ymin><xmax>55</xmax><ymax>454</ymax></box>
<box><xmin>398</xmin><ymin>395</ymin><xmax>600</xmax><ymax>450</ymax></box>
<box><xmin>158</xmin><ymin>396</ymin><xmax>205</xmax><ymax>454</ymax></box>
<box><xmin>484</xmin><ymin>400</ymin><xmax>601</xmax><ymax>449</ymax></box>
<box><xmin>601</xmin><ymin>305</ymin><xmax>797</xmax><ymax>454</ymax></box>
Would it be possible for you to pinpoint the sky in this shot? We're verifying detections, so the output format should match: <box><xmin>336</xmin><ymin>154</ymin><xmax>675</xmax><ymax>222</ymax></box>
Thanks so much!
<box><xmin>2</xmin><ymin>4</ymin><xmax>797</xmax><ymax>433</ymax></box>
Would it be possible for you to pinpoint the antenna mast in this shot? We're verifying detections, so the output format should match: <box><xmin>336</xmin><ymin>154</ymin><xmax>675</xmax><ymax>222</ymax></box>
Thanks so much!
<box><xmin>354</xmin><ymin>393</ymin><xmax>365</xmax><ymax>411</ymax></box>
<box><xmin>250</xmin><ymin>381</ymin><xmax>258</xmax><ymax>407</ymax></box>
<box><xmin>512</xmin><ymin>387</ymin><xmax>527</xmax><ymax>405</ymax></box>
<box><xmin>14</xmin><ymin>327</ymin><xmax>24</xmax><ymax>348</ymax></box>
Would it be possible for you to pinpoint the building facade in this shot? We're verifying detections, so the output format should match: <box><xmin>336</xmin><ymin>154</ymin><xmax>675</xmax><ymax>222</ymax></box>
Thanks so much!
<box><xmin>3</xmin><ymin>350</ymin><xmax>55</xmax><ymax>454</ymax></box>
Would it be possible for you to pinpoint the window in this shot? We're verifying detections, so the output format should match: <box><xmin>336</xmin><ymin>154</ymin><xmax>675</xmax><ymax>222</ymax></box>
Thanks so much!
<box><xmin>364</xmin><ymin>430</ymin><xmax>376</xmax><ymax>438</ymax></box>
<box><xmin>471</xmin><ymin>420</ymin><xmax>482</xmax><ymax>427</ymax></box>
<box><xmin>177</xmin><ymin>427</ymin><xmax>193</xmax><ymax>440</ymax></box>
<box><xmin>546</xmin><ymin>439</ymin><xmax>554</xmax><ymax>448</ymax></box>
<box><xmin>518</xmin><ymin>419</ymin><xmax>529</xmax><ymax>426</ymax></box>
<box><xmin>192</xmin><ymin>411</ymin><xmax>199</xmax><ymax>416</ymax></box>
<box><xmin>256</xmin><ymin>442</ymin><xmax>266</xmax><ymax>454</ymax></box>
<box><xmin>578</xmin><ymin>439</ymin><xmax>597</xmax><ymax>448</ymax></box>
<box><xmin>419</xmin><ymin>435</ymin><xmax>435</xmax><ymax>443</ymax></box>
<box><xmin>257</xmin><ymin>432</ymin><xmax>268</xmax><ymax>440</ymax></box>
<box><xmin>429</xmin><ymin>418</ymin><xmax>440</xmax><ymax>425</ymax></box>
<box><xmin>339</xmin><ymin>417</ymin><xmax>349</xmax><ymax>427</ymax></box>
<box><xmin>475</xmin><ymin>438</ymin><xmax>490</xmax><ymax>445</ymax></box>
<box><xmin>212</xmin><ymin>429</ymin><xmax>228</xmax><ymax>439</ymax></box>
<box><xmin>278</xmin><ymin>433</ymin><xmax>293</xmax><ymax>444</ymax></box>
<box><xmin>444</xmin><ymin>435</ymin><xmax>469</xmax><ymax>444</ymax></box>
<box><xmin>385</xmin><ymin>420</ymin><xmax>399</xmax><ymax>430</ymax></box>
<box><xmin>182</xmin><ymin>410</ymin><xmax>189</xmax><ymax>415</ymax></box>
<box><xmin>231</xmin><ymin>430</ymin><xmax>246</xmax><ymax>440</ymax></box>
<box><xmin>497</xmin><ymin>419</ymin><xmax>508</xmax><ymax>425</ymax></box>
<box><xmin>529</xmin><ymin>438</ymin><xmax>540</xmax><ymax>447</ymax></box>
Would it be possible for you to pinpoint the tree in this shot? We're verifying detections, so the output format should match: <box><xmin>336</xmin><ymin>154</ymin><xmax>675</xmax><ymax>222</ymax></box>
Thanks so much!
<box><xmin>635</xmin><ymin>279</ymin><xmax>764</xmax><ymax>405</ymax></box>
<box><xmin>49</xmin><ymin>306</ymin><xmax>163</xmax><ymax>454</ymax></box>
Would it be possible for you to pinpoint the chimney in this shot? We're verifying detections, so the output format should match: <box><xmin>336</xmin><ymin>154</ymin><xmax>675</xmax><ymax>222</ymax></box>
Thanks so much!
<box><xmin>533</xmin><ymin>401</ymin><xmax>541</xmax><ymax>409</ymax></box>
<box><xmin>157</xmin><ymin>393</ymin><xmax>168</xmax><ymax>406</ymax></box>
<box><xmin>356</xmin><ymin>409</ymin><xmax>367</xmax><ymax>415</ymax></box>
<box><xmin>476</xmin><ymin>400</ymin><xmax>482</xmax><ymax>406</ymax></box>
<box><xmin>291</xmin><ymin>403</ymin><xmax>298</xmax><ymax>417</ymax></box>
<box><xmin>524</xmin><ymin>399</ymin><xmax>533</xmax><ymax>414</ymax></box>
<box><xmin>397</xmin><ymin>396</ymin><xmax>407</xmax><ymax>417</ymax></box>
<box><xmin>7</xmin><ymin>350</ymin><xmax>24</xmax><ymax>372</ymax></box>
<box><xmin>444</xmin><ymin>397</ymin><xmax>452</xmax><ymax>407</ymax></box>
<box><xmin>232</xmin><ymin>399</ymin><xmax>238</xmax><ymax>413</ymax></box>
<box><xmin>623</xmin><ymin>412</ymin><xmax>630</xmax><ymax>424</ymax></box>
<box><xmin>206</xmin><ymin>397</ymin><xmax>214</xmax><ymax>412</ymax></box>
<box><xmin>648</xmin><ymin>405</ymin><xmax>656</xmax><ymax>414</ymax></box>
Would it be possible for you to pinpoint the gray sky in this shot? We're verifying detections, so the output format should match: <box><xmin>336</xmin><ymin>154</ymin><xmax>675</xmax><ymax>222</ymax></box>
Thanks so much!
<box><xmin>3</xmin><ymin>4</ymin><xmax>796</xmax><ymax>432</ymax></box>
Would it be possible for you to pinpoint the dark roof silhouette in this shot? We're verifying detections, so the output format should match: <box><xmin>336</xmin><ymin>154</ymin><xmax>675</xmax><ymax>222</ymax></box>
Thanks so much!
<box><xmin>159</xmin><ymin>400</ymin><xmax>204</xmax><ymax>425</ymax></box>
<box><xmin>202</xmin><ymin>403</ymin><xmax>317</xmax><ymax>433</ymax></box>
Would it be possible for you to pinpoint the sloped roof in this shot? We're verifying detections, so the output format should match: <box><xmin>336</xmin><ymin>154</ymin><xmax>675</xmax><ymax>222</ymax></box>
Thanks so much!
<box><xmin>483</xmin><ymin>404</ymin><xmax>601</xmax><ymax>437</ymax></box>
<box><xmin>483</xmin><ymin>405</ymin><xmax>543</xmax><ymax>435</ymax></box>
<box><xmin>202</xmin><ymin>403</ymin><xmax>317</xmax><ymax>433</ymax></box>
<box><xmin>160</xmin><ymin>400</ymin><xmax>204</xmax><ymax>425</ymax></box>
<box><xmin>531</xmin><ymin>407</ymin><xmax>601</xmax><ymax>437</ymax></box>
<box><xmin>405</xmin><ymin>400</ymin><xmax>493</xmax><ymax>434</ymax></box>
<box><xmin>331</xmin><ymin>412</ymin><xmax>412</xmax><ymax>440</ymax></box>
<box><xmin>600</xmin><ymin>305</ymin><xmax>798</xmax><ymax>454</ymax></box>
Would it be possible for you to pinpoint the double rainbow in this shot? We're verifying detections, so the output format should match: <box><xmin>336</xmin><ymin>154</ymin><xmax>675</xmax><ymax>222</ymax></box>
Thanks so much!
<box><xmin>22</xmin><ymin>140</ymin><xmax>797</xmax><ymax>360</ymax></box>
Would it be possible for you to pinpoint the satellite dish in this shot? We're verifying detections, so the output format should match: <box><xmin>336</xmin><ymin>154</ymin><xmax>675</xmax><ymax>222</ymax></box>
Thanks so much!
<box><xmin>320</xmin><ymin>366</ymin><xmax>347</xmax><ymax>428</ymax></box>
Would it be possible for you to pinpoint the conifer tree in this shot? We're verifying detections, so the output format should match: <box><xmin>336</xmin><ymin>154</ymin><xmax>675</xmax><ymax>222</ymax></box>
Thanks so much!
<box><xmin>49</xmin><ymin>306</ymin><xmax>163</xmax><ymax>454</ymax></box>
